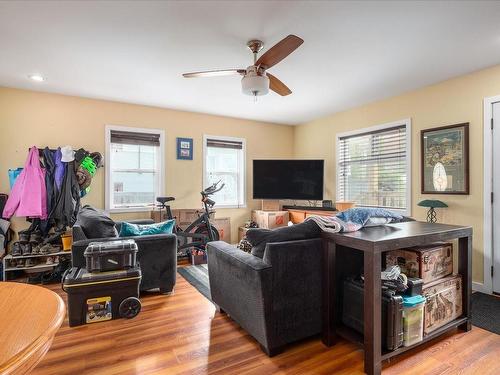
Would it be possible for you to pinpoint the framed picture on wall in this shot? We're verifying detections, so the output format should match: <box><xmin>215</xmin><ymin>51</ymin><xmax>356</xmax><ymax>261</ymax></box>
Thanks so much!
<box><xmin>177</xmin><ymin>137</ymin><xmax>193</xmax><ymax>160</ymax></box>
<box><xmin>421</xmin><ymin>123</ymin><xmax>469</xmax><ymax>194</ymax></box>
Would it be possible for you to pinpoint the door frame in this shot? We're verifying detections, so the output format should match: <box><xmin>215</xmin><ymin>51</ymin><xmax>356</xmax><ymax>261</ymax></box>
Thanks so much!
<box><xmin>481</xmin><ymin>95</ymin><xmax>500</xmax><ymax>294</ymax></box>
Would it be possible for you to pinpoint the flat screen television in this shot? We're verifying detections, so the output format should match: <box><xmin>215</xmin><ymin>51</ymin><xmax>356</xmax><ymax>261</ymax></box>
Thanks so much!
<box><xmin>253</xmin><ymin>160</ymin><xmax>324</xmax><ymax>200</ymax></box>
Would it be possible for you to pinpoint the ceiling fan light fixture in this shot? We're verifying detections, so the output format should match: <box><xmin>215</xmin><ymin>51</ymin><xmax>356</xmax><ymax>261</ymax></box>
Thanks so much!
<box><xmin>241</xmin><ymin>73</ymin><xmax>269</xmax><ymax>96</ymax></box>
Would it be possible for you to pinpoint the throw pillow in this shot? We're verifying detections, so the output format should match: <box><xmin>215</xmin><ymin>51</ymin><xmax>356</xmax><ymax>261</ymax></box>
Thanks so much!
<box><xmin>246</xmin><ymin>220</ymin><xmax>321</xmax><ymax>259</ymax></box>
<box><xmin>119</xmin><ymin>220</ymin><xmax>175</xmax><ymax>237</ymax></box>
<box><xmin>76</xmin><ymin>205</ymin><xmax>117</xmax><ymax>239</ymax></box>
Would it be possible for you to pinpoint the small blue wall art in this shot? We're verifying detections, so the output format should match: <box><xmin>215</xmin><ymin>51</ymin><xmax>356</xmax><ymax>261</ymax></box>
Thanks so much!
<box><xmin>177</xmin><ymin>137</ymin><xmax>193</xmax><ymax>160</ymax></box>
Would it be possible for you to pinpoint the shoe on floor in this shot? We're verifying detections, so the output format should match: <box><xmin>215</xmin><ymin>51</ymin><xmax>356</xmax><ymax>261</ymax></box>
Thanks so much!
<box><xmin>28</xmin><ymin>273</ymin><xmax>43</xmax><ymax>284</ymax></box>
<box><xmin>21</xmin><ymin>242</ymin><xmax>32</xmax><ymax>256</ymax></box>
<box><xmin>25</xmin><ymin>258</ymin><xmax>37</xmax><ymax>267</ymax></box>
<box><xmin>11</xmin><ymin>242</ymin><xmax>22</xmax><ymax>257</ymax></box>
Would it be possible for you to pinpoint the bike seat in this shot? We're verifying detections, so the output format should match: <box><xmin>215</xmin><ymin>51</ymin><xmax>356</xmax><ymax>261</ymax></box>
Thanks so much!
<box><xmin>156</xmin><ymin>196</ymin><xmax>175</xmax><ymax>204</ymax></box>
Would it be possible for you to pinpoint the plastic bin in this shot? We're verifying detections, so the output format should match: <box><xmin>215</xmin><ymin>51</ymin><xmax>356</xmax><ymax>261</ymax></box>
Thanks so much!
<box><xmin>402</xmin><ymin>295</ymin><xmax>426</xmax><ymax>347</ymax></box>
<box><xmin>341</xmin><ymin>278</ymin><xmax>404</xmax><ymax>351</ymax></box>
<box><xmin>62</xmin><ymin>266</ymin><xmax>142</xmax><ymax>327</ymax></box>
<box><xmin>84</xmin><ymin>239</ymin><xmax>138</xmax><ymax>272</ymax></box>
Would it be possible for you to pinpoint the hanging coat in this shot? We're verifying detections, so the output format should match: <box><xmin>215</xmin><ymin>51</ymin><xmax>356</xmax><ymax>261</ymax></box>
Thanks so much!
<box><xmin>54</xmin><ymin>148</ymin><xmax>64</xmax><ymax>191</ymax></box>
<box><xmin>2</xmin><ymin>147</ymin><xmax>47</xmax><ymax>219</ymax></box>
<box><xmin>39</xmin><ymin>147</ymin><xmax>57</xmax><ymax>235</ymax></box>
<box><xmin>51</xmin><ymin>160</ymin><xmax>81</xmax><ymax>227</ymax></box>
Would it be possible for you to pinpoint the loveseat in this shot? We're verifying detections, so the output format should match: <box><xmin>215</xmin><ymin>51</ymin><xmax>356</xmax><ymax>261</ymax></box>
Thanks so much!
<box><xmin>71</xmin><ymin>207</ymin><xmax>177</xmax><ymax>293</ymax></box>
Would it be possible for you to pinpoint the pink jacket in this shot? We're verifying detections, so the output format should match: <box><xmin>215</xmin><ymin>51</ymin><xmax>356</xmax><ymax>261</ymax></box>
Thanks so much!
<box><xmin>2</xmin><ymin>147</ymin><xmax>47</xmax><ymax>219</ymax></box>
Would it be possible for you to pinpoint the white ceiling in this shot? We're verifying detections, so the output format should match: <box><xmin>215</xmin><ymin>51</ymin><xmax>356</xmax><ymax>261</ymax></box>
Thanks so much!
<box><xmin>1</xmin><ymin>1</ymin><xmax>500</xmax><ymax>125</ymax></box>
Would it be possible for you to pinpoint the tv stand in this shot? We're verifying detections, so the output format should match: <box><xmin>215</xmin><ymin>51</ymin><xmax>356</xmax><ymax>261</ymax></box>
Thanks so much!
<box><xmin>283</xmin><ymin>206</ymin><xmax>337</xmax><ymax>224</ymax></box>
<box><xmin>282</xmin><ymin>205</ymin><xmax>336</xmax><ymax>211</ymax></box>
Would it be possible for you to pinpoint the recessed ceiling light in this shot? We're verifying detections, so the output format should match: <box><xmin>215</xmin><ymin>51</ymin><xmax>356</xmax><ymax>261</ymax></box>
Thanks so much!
<box><xmin>28</xmin><ymin>74</ymin><xmax>45</xmax><ymax>82</ymax></box>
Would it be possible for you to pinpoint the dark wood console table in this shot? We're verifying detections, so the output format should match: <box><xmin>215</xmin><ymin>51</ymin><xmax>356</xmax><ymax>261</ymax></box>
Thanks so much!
<box><xmin>321</xmin><ymin>221</ymin><xmax>472</xmax><ymax>375</ymax></box>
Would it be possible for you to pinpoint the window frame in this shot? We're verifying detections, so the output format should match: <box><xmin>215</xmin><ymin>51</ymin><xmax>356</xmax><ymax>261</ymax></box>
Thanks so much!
<box><xmin>105</xmin><ymin>124</ymin><xmax>165</xmax><ymax>213</ymax></box>
<box><xmin>203</xmin><ymin>134</ymin><xmax>247</xmax><ymax>209</ymax></box>
<box><xmin>335</xmin><ymin>118</ymin><xmax>412</xmax><ymax>216</ymax></box>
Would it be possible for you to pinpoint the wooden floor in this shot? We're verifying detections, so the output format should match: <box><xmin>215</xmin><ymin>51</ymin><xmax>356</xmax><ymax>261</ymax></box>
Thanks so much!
<box><xmin>33</xmin><ymin>275</ymin><xmax>500</xmax><ymax>375</ymax></box>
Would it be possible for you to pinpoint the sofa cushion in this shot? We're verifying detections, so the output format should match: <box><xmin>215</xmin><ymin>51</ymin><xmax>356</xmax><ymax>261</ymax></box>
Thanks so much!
<box><xmin>246</xmin><ymin>220</ymin><xmax>321</xmax><ymax>259</ymax></box>
<box><xmin>119</xmin><ymin>220</ymin><xmax>175</xmax><ymax>237</ymax></box>
<box><xmin>76</xmin><ymin>205</ymin><xmax>117</xmax><ymax>239</ymax></box>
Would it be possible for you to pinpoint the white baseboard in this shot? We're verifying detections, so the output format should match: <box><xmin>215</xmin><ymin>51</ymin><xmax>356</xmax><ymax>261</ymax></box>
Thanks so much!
<box><xmin>472</xmin><ymin>281</ymin><xmax>491</xmax><ymax>294</ymax></box>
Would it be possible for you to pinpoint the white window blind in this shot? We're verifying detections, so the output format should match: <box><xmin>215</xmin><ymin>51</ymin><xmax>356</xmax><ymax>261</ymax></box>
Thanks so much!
<box><xmin>204</xmin><ymin>136</ymin><xmax>246</xmax><ymax>207</ymax></box>
<box><xmin>106</xmin><ymin>126</ymin><xmax>164</xmax><ymax>211</ymax></box>
<box><xmin>337</xmin><ymin>123</ymin><xmax>409</xmax><ymax>211</ymax></box>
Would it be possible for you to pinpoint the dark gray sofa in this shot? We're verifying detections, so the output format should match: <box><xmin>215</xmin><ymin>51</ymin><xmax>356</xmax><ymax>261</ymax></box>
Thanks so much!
<box><xmin>72</xmin><ymin>219</ymin><xmax>177</xmax><ymax>293</ymax></box>
<box><xmin>207</xmin><ymin>237</ymin><xmax>323</xmax><ymax>356</ymax></box>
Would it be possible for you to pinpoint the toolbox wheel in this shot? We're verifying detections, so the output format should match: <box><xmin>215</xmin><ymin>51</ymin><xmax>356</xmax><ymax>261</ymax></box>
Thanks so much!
<box><xmin>119</xmin><ymin>297</ymin><xmax>141</xmax><ymax>319</ymax></box>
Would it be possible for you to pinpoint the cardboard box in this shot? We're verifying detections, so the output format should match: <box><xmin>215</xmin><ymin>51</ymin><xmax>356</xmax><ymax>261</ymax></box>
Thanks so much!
<box><xmin>385</xmin><ymin>243</ymin><xmax>453</xmax><ymax>284</ymax></box>
<box><xmin>251</xmin><ymin>210</ymin><xmax>289</xmax><ymax>229</ymax></box>
<box><xmin>238</xmin><ymin>226</ymin><xmax>250</xmax><ymax>242</ymax></box>
<box><xmin>422</xmin><ymin>274</ymin><xmax>462</xmax><ymax>335</ymax></box>
<box><xmin>212</xmin><ymin>217</ymin><xmax>231</xmax><ymax>244</ymax></box>
<box><xmin>261</xmin><ymin>200</ymin><xmax>280</xmax><ymax>211</ymax></box>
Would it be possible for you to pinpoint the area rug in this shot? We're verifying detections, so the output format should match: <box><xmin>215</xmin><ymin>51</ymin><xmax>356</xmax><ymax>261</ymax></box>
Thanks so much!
<box><xmin>177</xmin><ymin>264</ymin><xmax>211</xmax><ymax>301</ymax></box>
<box><xmin>471</xmin><ymin>292</ymin><xmax>500</xmax><ymax>334</ymax></box>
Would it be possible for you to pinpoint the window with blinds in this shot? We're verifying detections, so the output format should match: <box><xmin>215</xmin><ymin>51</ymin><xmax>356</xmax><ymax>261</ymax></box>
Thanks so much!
<box><xmin>106</xmin><ymin>126</ymin><xmax>164</xmax><ymax>211</ymax></box>
<box><xmin>204</xmin><ymin>135</ymin><xmax>246</xmax><ymax>207</ymax></box>
<box><xmin>337</xmin><ymin>122</ymin><xmax>410</xmax><ymax>212</ymax></box>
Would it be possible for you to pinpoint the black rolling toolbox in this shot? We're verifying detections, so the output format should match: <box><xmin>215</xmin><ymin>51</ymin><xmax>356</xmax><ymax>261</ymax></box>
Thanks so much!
<box><xmin>341</xmin><ymin>278</ymin><xmax>404</xmax><ymax>351</ymax></box>
<box><xmin>84</xmin><ymin>239</ymin><xmax>138</xmax><ymax>272</ymax></box>
<box><xmin>62</xmin><ymin>266</ymin><xmax>142</xmax><ymax>327</ymax></box>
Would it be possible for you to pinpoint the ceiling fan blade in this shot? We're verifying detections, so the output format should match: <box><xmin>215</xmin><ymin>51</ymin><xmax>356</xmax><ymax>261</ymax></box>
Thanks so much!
<box><xmin>267</xmin><ymin>73</ymin><xmax>292</xmax><ymax>96</ymax></box>
<box><xmin>255</xmin><ymin>35</ymin><xmax>304</xmax><ymax>69</ymax></box>
<box><xmin>182</xmin><ymin>69</ymin><xmax>246</xmax><ymax>78</ymax></box>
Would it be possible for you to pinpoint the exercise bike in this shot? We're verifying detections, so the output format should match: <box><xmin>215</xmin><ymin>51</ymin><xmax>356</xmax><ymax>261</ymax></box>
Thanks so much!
<box><xmin>156</xmin><ymin>181</ymin><xmax>225</xmax><ymax>255</ymax></box>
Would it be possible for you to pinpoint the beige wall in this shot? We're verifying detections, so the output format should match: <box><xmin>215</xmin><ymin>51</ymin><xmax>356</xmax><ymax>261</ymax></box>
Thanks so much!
<box><xmin>294</xmin><ymin>64</ymin><xmax>500</xmax><ymax>284</ymax></box>
<box><xmin>0</xmin><ymin>87</ymin><xmax>294</xmax><ymax>241</ymax></box>
<box><xmin>3</xmin><ymin>64</ymin><xmax>499</xmax><ymax>283</ymax></box>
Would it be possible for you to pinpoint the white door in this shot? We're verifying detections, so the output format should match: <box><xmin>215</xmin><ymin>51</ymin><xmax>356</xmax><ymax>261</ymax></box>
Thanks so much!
<box><xmin>493</xmin><ymin>101</ymin><xmax>500</xmax><ymax>294</ymax></box>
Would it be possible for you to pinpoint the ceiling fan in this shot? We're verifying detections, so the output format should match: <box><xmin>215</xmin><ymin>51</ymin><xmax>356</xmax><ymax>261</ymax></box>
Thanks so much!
<box><xmin>182</xmin><ymin>35</ymin><xmax>304</xmax><ymax>98</ymax></box>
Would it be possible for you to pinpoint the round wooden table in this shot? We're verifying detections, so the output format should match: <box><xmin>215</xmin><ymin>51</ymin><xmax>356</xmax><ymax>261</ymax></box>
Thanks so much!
<box><xmin>0</xmin><ymin>282</ymin><xmax>65</xmax><ymax>375</ymax></box>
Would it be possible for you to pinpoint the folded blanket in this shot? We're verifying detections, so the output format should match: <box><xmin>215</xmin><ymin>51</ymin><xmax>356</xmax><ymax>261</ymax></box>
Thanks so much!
<box><xmin>336</xmin><ymin>207</ymin><xmax>403</xmax><ymax>227</ymax></box>
<box><xmin>306</xmin><ymin>207</ymin><xmax>404</xmax><ymax>233</ymax></box>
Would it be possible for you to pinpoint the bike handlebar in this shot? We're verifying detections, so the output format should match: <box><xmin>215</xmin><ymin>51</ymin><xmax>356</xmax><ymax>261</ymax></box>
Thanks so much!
<box><xmin>202</xmin><ymin>180</ymin><xmax>225</xmax><ymax>196</ymax></box>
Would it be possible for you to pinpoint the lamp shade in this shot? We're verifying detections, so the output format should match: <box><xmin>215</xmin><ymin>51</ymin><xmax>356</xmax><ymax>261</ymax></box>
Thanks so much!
<box><xmin>418</xmin><ymin>199</ymin><xmax>448</xmax><ymax>208</ymax></box>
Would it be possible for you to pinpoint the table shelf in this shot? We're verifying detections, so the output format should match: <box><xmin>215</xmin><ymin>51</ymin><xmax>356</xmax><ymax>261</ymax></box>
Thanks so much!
<box><xmin>335</xmin><ymin>317</ymin><xmax>468</xmax><ymax>361</ymax></box>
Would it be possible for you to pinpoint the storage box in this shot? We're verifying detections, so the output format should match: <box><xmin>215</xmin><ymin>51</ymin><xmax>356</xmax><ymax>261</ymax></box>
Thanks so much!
<box><xmin>422</xmin><ymin>274</ymin><xmax>462</xmax><ymax>335</ymax></box>
<box><xmin>385</xmin><ymin>243</ymin><xmax>453</xmax><ymax>284</ymax></box>
<box><xmin>251</xmin><ymin>210</ymin><xmax>289</xmax><ymax>229</ymax></box>
<box><xmin>63</xmin><ymin>266</ymin><xmax>142</xmax><ymax>327</ymax></box>
<box><xmin>342</xmin><ymin>278</ymin><xmax>403</xmax><ymax>351</ymax></box>
<box><xmin>212</xmin><ymin>217</ymin><xmax>231</xmax><ymax>243</ymax></box>
<box><xmin>261</xmin><ymin>200</ymin><xmax>280</xmax><ymax>211</ymax></box>
<box><xmin>238</xmin><ymin>226</ymin><xmax>249</xmax><ymax>242</ymax></box>
<box><xmin>190</xmin><ymin>251</ymin><xmax>207</xmax><ymax>265</ymax></box>
<box><xmin>84</xmin><ymin>239</ymin><xmax>138</xmax><ymax>272</ymax></box>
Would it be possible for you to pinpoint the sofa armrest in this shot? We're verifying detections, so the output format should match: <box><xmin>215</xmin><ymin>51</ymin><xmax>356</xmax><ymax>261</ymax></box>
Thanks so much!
<box><xmin>207</xmin><ymin>241</ymin><xmax>271</xmax><ymax>271</ymax></box>
<box><xmin>261</xmin><ymin>238</ymin><xmax>323</xmax><ymax>345</ymax></box>
<box><xmin>207</xmin><ymin>241</ymin><xmax>273</xmax><ymax>348</ymax></box>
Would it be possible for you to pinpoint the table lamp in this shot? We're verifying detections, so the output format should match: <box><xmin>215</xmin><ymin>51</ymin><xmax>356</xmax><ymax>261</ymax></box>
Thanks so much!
<box><xmin>418</xmin><ymin>199</ymin><xmax>448</xmax><ymax>223</ymax></box>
